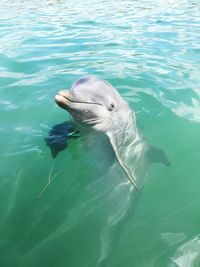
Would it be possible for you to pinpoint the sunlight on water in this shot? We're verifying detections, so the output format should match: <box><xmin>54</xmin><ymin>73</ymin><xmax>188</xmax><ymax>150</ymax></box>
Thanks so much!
<box><xmin>0</xmin><ymin>0</ymin><xmax>200</xmax><ymax>266</ymax></box>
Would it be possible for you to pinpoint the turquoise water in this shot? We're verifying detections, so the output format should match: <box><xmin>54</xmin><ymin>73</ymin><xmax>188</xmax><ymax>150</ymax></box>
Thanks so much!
<box><xmin>0</xmin><ymin>0</ymin><xmax>200</xmax><ymax>266</ymax></box>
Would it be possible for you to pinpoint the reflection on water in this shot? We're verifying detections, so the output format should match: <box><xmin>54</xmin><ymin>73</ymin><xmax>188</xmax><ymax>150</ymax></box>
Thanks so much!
<box><xmin>172</xmin><ymin>235</ymin><xmax>200</xmax><ymax>267</ymax></box>
<box><xmin>0</xmin><ymin>0</ymin><xmax>200</xmax><ymax>266</ymax></box>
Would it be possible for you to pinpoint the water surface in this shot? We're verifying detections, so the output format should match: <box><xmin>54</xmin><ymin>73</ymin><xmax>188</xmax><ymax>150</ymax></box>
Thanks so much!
<box><xmin>0</xmin><ymin>0</ymin><xmax>200</xmax><ymax>266</ymax></box>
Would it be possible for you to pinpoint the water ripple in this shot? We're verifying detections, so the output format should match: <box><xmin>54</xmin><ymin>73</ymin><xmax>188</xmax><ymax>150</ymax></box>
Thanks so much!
<box><xmin>0</xmin><ymin>0</ymin><xmax>199</xmax><ymax>146</ymax></box>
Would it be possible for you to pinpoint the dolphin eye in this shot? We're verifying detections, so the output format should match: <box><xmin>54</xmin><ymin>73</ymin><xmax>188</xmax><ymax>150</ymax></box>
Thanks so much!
<box><xmin>108</xmin><ymin>103</ymin><xmax>115</xmax><ymax>111</ymax></box>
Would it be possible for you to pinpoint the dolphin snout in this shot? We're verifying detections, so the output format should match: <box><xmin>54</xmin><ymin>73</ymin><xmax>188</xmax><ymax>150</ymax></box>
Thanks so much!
<box><xmin>57</xmin><ymin>90</ymin><xmax>71</xmax><ymax>99</ymax></box>
<box><xmin>55</xmin><ymin>90</ymin><xmax>71</xmax><ymax>109</ymax></box>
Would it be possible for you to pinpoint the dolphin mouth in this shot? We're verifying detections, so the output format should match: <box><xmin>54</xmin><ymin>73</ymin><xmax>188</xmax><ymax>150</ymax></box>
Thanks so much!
<box><xmin>55</xmin><ymin>90</ymin><xmax>103</xmax><ymax>109</ymax></box>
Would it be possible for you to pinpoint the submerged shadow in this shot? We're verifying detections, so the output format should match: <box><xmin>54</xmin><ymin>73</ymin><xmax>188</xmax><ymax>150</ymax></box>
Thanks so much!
<box><xmin>44</xmin><ymin>121</ymin><xmax>80</xmax><ymax>158</ymax></box>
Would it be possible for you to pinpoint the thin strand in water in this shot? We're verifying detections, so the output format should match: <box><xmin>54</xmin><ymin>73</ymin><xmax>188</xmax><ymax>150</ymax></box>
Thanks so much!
<box><xmin>38</xmin><ymin>162</ymin><xmax>61</xmax><ymax>198</ymax></box>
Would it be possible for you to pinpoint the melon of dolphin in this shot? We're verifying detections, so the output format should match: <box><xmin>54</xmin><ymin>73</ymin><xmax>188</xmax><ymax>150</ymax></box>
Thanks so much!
<box><xmin>55</xmin><ymin>75</ymin><xmax>169</xmax><ymax>190</ymax></box>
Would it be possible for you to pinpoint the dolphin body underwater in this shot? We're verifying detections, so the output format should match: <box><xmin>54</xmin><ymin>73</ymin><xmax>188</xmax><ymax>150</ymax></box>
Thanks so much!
<box><xmin>52</xmin><ymin>75</ymin><xmax>169</xmax><ymax>266</ymax></box>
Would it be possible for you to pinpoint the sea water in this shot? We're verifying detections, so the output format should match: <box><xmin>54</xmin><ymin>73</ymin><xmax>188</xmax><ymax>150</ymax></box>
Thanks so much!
<box><xmin>0</xmin><ymin>0</ymin><xmax>200</xmax><ymax>266</ymax></box>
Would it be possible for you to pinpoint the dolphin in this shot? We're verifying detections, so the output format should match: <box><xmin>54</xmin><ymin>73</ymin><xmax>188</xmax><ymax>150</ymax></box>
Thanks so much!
<box><xmin>55</xmin><ymin>75</ymin><xmax>169</xmax><ymax>190</ymax></box>
<box><xmin>54</xmin><ymin>75</ymin><xmax>170</xmax><ymax>266</ymax></box>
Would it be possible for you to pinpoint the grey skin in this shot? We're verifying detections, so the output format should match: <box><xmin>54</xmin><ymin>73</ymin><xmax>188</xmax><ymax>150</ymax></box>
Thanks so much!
<box><xmin>55</xmin><ymin>75</ymin><xmax>148</xmax><ymax>191</ymax></box>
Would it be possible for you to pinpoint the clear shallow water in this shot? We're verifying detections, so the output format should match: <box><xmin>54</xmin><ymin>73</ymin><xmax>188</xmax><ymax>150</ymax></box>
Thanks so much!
<box><xmin>0</xmin><ymin>0</ymin><xmax>200</xmax><ymax>266</ymax></box>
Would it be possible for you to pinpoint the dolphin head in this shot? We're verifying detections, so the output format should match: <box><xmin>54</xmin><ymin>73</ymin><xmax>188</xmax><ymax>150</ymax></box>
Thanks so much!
<box><xmin>55</xmin><ymin>76</ymin><xmax>126</xmax><ymax>132</ymax></box>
